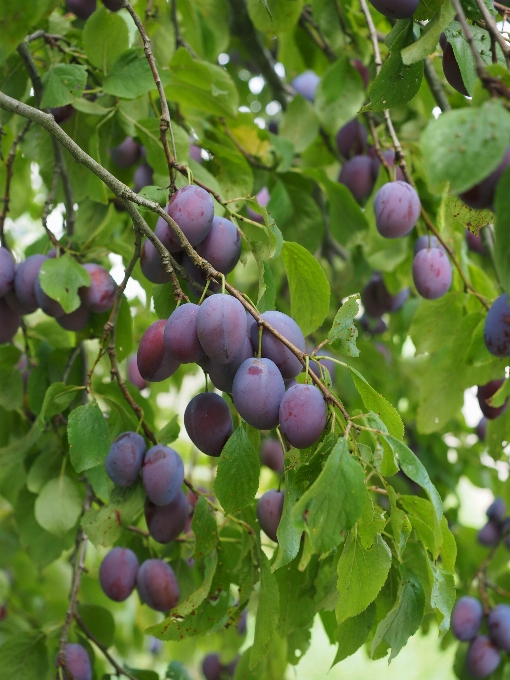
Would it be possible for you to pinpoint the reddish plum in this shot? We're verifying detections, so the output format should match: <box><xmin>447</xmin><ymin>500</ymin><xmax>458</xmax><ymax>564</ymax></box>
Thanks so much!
<box><xmin>137</xmin><ymin>319</ymin><xmax>180</xmax><ymax>382</ymax></box>
<box><xmin>256</xmin><ymin>489</ymin><xmax>284</xmax><ymax>542</ymax></box>
<box><xmin>232</xmin><ymin>357</ymin><xmax>285</xmax><ymax>430</ymax></box>
<box><xmin>184</xmin><ymin>392</ymin><xmax>233</xmax><ymax>457</ymax></box>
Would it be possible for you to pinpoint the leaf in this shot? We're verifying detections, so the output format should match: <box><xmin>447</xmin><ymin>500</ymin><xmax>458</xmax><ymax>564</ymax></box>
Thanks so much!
<box><xmin>400</xmin><ymin>495</ymin><xmax>442</xmax><ymax>558</ymax></box>
<box><xmin>0</xmin><ymin>345</ymin><xmax>23</xmax><ymax>411</ymax></box>
<box><xmin>323</xmin><ymin>178</ymin><xmax>369</xmax><ymax>244</ymax></box>
<box><xmin>83</xmin><ymin>5</ymin><xmax>129</xmax><ymax>75</ymax></box>
<box><xmin>166</xmin><ymin>661</ymin><xmax>192</xmax><ymax>680</ymax></box>
<box><xmin>282</xmin><ymin>241</ymin><xmax>330</xmax><ymax>336</ymax></box>
<box><xmin>331</xmin><ymin>603</ymin><xmax>375</xmax><ymax>667</ymax></box>
<box><xmin>494</xmin><ymin>166</ymin><xmax>510</xmax><ymax>295</ymax></box>
<box><xmin>421</xmin><ymin>99</ymin><xmax>510</xmax><ymax>193</ymax></box>
<box><xmin>273</xmin><ymin>468</ymin><xmax>303</xmax><ymax>571</ymax></box>
<box><xmin>0</xmin><ymin>0</ymin><xmax>59</xmax><ymax>63</ymax></box>
<box><xmin>247</xmin><ymin>0</ymin><xmax>302</xmax><ymax>33</ymax></box>
<box><xmin>327</xmin><ymin>295</ymin><xmax>359</xmax><ymax>357</ymax></box>
<box><xmin>401</xmin><ymin>0</ymin><xmax>456</xmax><ymax>65</ymax></box>
<box><xmin>364</xmin><ymin>20</ymin><xmax>424</xmax><ymax>111</ymax></box>
<box><xmin>192</xmin><ymin>497</ymin><xmax>217</xmax><ymax>558</ymax></box>
<box><xmin>409</xmin><ymin>293</ymin><xmax>464</xmax><ymax>354</ymax></box>
<box><xmin>35</xmin><ymin>476</ymin><xmax>82</xmax><ymax>537</ymax></box>
<box><xmin>291</xmin><ymin>438</ymin><xmax>366</xmax><ymax>553</ymax></box>
<box><xmin>371</xmin><ymin>568</ymin><xmax>425</xmax><ymax>661</ymax></box>
<box><xmin>37</xmin><ymin>382</ymin><xmax>81</xmax><ymax>427</ymax></box>
<box><xmin>430</xmin><ymin>563</ymin><xmax>455</xmax><ymax>638</ymax></box>
<box><xmin>78</xmin><ymin>604</ymin><xmax>115</xmax><ymax>648</ymax></box>
<box><xmin>336</xmin><ymin>533</ymin><xmax>392</xmax><ymax>623</ymax></box>
<box><xmin>349</xmin><ymin>366</ymin><xmax>404</xmax><ymax>440</ymax></box>
<box><xmin>315</xmin><ymin>57</ymin><xmax>365</xmax><ymax>134</ymax></box>
<box><xmin>40</xmin><ymin>64</ymin><xmax>87</xmax><ymax>108</ymax></box>
<box><xmin>170</xmin><ymin>552</ymin><xmax>218</xmax><ymax>617</ymax></box>
<box><xmin>279</xmin><ymin>174</ymin><xmax>324</xmax><ymax>254</ymax></box>
<box><xmin>68</xmin><ymin>402</ymin><xmax>111</xmax><ymax>473</ymax></box>
<box><xmin>82</xmin><ymin>483</ymin><xmax>145</xmax><ymax>547</ymax></box>
<box><xmin>0</xmin><ymin>631</ymin><xmax>48</xmax><ymax>680</ymax></box>
<box><xmin>103</xmin><ymin>48</ymin><xmax>155</xmax><ymax>99</ymax></box>
<box><xmin>157</xmin><ymin>415</ymin><xmax>180</xmax><ymax>446</ymax></box>
<box><xmin>38</xmin><ymin>255</ymin><xmax>91</xmax><ymax>314</ymax></box>
<box><xmin>257</xmin><ymin>261</ymin><xmax>276</xmax><ymax>313</ymax></box>
<box><xmin>250</xmin><ymin>553</ymin><xmax>280</xmax><ymax>668</ymax></box>
<box><xmin>214</xmin><ymin>427</ymin><xmax>260</xmax><ymax>514</ymax></box>
<box><xmin>280</xmin><ymin>95</ymin><xmax>319</xmax><ymax>153</ymax></box>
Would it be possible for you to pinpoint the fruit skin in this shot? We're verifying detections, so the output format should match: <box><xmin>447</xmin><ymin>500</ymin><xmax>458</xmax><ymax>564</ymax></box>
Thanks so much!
<box><xmin>476</xmin><ymin>417</ymin><xmax>487</xmax><ymax>441</ymax></box>
<box><xmin>466</xmin><ymin>230</ymin><xmax>485</xmax><ymax>254</ymax></box>
<box><xmin>374</xmin><ymin>181</ymin><xmax>421</xmax><ymax>239</ymax></box>
<box><xmin>256</xmin><ymin>489</ymin><xmax>284</xmax><ymax>542</ymax></box>
<box><xmin>99</xmin><ymin>547</ymin><xmax>139</xmax><ymax>602</ymax></box>
<box><xmin>338</xmin><ymin>155</ymin><xmax>375</xmax><ymax>203</ymax></box>
<box><xmin>336</xmin><ymin>120</ymin><xmax>368</xmax><ymax>159</ymax></box>
<box><xmin>414</xmin><ymin>234</ymin><xmax>444</xmax><ymax>255</ymax></box>
<box><xmin>466</xmin><ymin>636</ymin><xmax>501</xmax><ymax>679</ymax></box>
<box><xmin>487</xmin><ymin>497</ymin><xmax>506</xmax><ymax>522</ymax></box>
<box><xmin>291</xmin><ymin>70</ymin><xmax>320</xmax><ymax>101</ymax></box>
<box><xmin>66</xmin><ymin>0</ymin><xmax>97</xmax><ymax>19</ymax></box>
<box><xmin>145</xmin><ymin>490</ymin><xmax>189</xmax><ymax>544</ymax></box>
<box><xmin>80</xmin><ymin>263</ymin><xmax>117</xmax><ymax>313</ymax></box>
<box><xmin>184</xmin><ymin>392</ymin><xmax>233</xmax><ymax>457</ymax></box>
<box><xmin>60</xmin><ymin>643</ymin><xmax>92</xmax><ymax>680</ymax></box>
<box><xmin>51</xmin><ymin>105</ymin><xmax>74</xmax><ymax>125</ymax></box>
<box><xmin>478</xmin><ymin>520</ymin><xmax>500</xmax><ymax>546</ymax></box>
<box><xmin>442</xmin><ymin>42</ymin><xmax>469</xmax><ymax>96</ymax></box>
<box><xmin>477</xmin><ymin>380</ymin><xmax>508</xmax><ymax>420</ymax></box>
<box><xmin>488</xmin><ymin>605</ymin><xmax>510</xmax><ymax>651</ymax></box>
<box><xmin>0</xmin><ymin>247</ymin><xmax>15</xmax><ymax>297</ymax></box>
<box><xmin>137</xmin><ymin>559</ymin><xmax>180</xmax><ymax>612</ymax></box>
<box><xmin>57</xmin><ymin>304</ymin><xmax>90</xmax><ymax>331</ymax></box>
<box><xmin>164</xmin><ymin>303</ymin><xmax>204</xmax><ymax>364</ymax></box>
<box><xmin>202</xmin><ymin>653</ymin><xmax>222</xmax><ymax>680</ymax></box>
<box><xmin>110</xmin><ymin>137</ymin><xmax>141</xmax><ymax>168</ymax></box>
<box><xmin>196</xmin><ymin>294</ymin><xmax>247</xmax><ymax>365</ymax></box>
<box><xmin>0</xmin><ymin>298</ymin><xmax>21</xmax><ymax>344</ymax></box>
<box><xmin>369</xmin><ymin>0</ymin><xmax>419</xmax><ymax>19</ymax></box>
<box><xmin>133</xmin><ymin>163</ymin><xmax>154</xmax><ymax>193</ymax></box>
<box><xmin>279</xmin><ymin>384</ymin><xmax>327</xmax><ymax>449</ymax></box>
<box><xmin>195</xmin><ymin>216</ymin><xmax>241</xmax><ymax>275</ymax></box>
<box><xmin>246</xmin><ymin>186</ymin><xmax>270</xmax><ymax>223</ymax></box>
<box><xmin>105</xmin><ymin>431</ymin><xmax>146</xmax><ymax>486</ymax></box>
<box><xmin>412</xmin><ymin>247</ymin><xmax>452</xmax><ymax>300</ymax></box>
<box><xmin>260</xmin><ymin>438</ymin><xmax>284</xmax><ymax>473</ymax></box>
<box><xmin>207</xmin><ymin>335</ymin><xmax>254</xmax><ymax>393</ymax></box>
<box><xmin>142</xmin><ymin>445</ymin><xmax>184</xmax><ymax>506</ymax></box>
<box><xmin>156</xmin><ymin>185</ymin><xmax>214</xmax><ymax>252</ymax></box>
<box><xmin>103</xmin><ymin>0</ymin><xmax>123</xmax><ymax>10</ymax></box>
<box><xmin>452</xmin><ymin>596</ymin><xmax>483</xmax><ymax>641</ymax></box>
<box><xmin>140</xmin><ymin>238</ymin><xmax>172</xmax><ymax>284</ymax></box>
<box><xmin>127</xmin><ymin>353</ymin><xmax>147</xmax><ymax>390</ymax></box>
<box><xmin>137</xmin><ymin>319</ymin><xmax>180</xmax><ymax>382</ymax></box>
<box><xmin>361</xmin><ymin>273</ymin><xmax>409</xmax><ymax>318</ymax></box>
<box><xmin>14</xmin><ymin>254</ymin><xmax>47</xmax><ymax>313</ymax></box>
<box><xmin>250</xmin><ymin>310</ymin><xmax>305</xmax><ymax>379</ymax></box>
<box><xmin>35</xmin><ymin>276</ymin><xmax>65</xmax><ymax>318</ymax></box>
<box><xmin>232</xmin><ymin>358</ymin><xmax>285</xmax><ymax>430</ymax></box>
<box><xmin>459</xmin><ymin>147</ymin><xmax>510</xmax><ymax>210</ymax></box>
<box><xmin>484</xmin><ymin>294</ymin><xmax>510</xmax><ymax>357</ymax></box>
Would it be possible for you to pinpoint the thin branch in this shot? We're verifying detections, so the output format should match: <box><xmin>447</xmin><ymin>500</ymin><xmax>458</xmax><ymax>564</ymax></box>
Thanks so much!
<box><xmin>473</xmin><ymin>0</ymin><xmax>510</xmax><ymax>69</ymax></box>
<box><xmin>0</xmin><ymin>120</ymin><xmax>31</xmax><ymax>247</ymax></box>
<box><xmin>75</xmin><ymin>614</ymin><xmax>139</xmax><ymax>680</ymax></box>
<box><xmin>170</xmin><ymin>0</ymin><xmax>198</xmax><ymax>57</ymax></box>
<box><xmin>299</xmin><ymin>8</ymin><xmax>337</xmax><ymax>62</ymax></box>
<box><xmin>423</xmin><ymin>58</ymin><xmax>451</xmax><ymax>112</ymax></box>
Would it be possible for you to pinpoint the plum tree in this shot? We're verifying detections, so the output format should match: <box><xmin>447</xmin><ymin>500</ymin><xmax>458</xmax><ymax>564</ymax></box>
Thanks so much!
<box><xmin>99</xmin><ymin>547</ymin><xmax>139</xmax><ymax>602</ymax></box>
<box><xmin>156</xmin><ymin>185</ymin><xmax>214</xmax><ymax>252</ymax></box>
<box><xmin>484</xmin><ymin>294</ymin><xmax>510</xmax><ymax>357</ymax></box>
<box><xmin>260</xmin><ymin>438</ymin><xmax>284</xmax><ymax>473</ymax></box>
<box><xmin>184</xmin><ymin>393</ymin><xmax>233</xmax><ymax>457</ymax></box>
<box><xmin>145</xmin><ymin>490</ymin><xmax>189</xmax><ymax>544</ymax></box>
<box><xmin>60</xmin><ymin>643</ymin><xmax>92</xmax><ymax>680</ymax></box>
<box><xmin>488</xmin><ymin>605</ymin><xmax>510</xmax><ymax>651</ymax></box>
<box><xmin>368</xmin><ymin>0</ymin><xmax>419</xmax><ymax>19</ymax></box>
<box><xmin>137</xmin><ymin>319</ymin><xmax>180</xmax><ymax>382</ymax></box>
<box><xmin>291</xmin><ymin>71</ymin><xmax>320</xmax><ymax>101</ymax></box>
<box><xmin>196</xmin><ymin>294</ymin><xmax>247</xmax><ymax>364</ymax></box>
<box><xmin>466</xmin><ymin>636</ymin><xmax>501</xmax><ymax>678</ymax></box>
<box><xmin>459</xmin><ymin>148</ymin><xmax>510</xmax><ymax>209</ymax></box>
<box><xmin>164</xmin><ymin>303</ymin><xmax>205</xmax><ymax>364</ymax></box>
<box><xmin>80</xmin><ymin>263</ymin><xmax>117</xmax><ymax>313</ymax></box>
<box><xmin>477</xmin><ymin>380</ymin><xmax>508</xmax><ymax>419</ymax></box>
<box><xmin>279</xmin><ymin>384</ymin><xmax>327</xmax><ymax>449</ymax></box>
<box><xmin>194</xmin><ymin>216</ymin><xmax>241</xmax><ymax>275</ymax></box>
<box><xmin>374</xmin><ymin>181</ymin><xmax>421</xmax><ymax>238</ymax></box>
<box><xmin>336</xmin><ymin>120</ymin><xmax>368</xmax><ymax>159</ymax></box>
<box><xmin>232</xmin><ymin>358</ymin><xmax>285</xmax><ymax>429</ymax></box>
<box><xmin>256</xmin><ymin>489</ymin><xmax>284</xmax><ymax>542</ymax></box>
<box><xmin>110</xmin><ymin>137</ymin><xmax>141</xmax><ymax>168</ymax></box>
<box><xmin>250</xmin><ymin>310</ymin><xmax>305</xmax><ymax>379</ymax></box>
<box><xmin>142</xmin><ymin>445</ymin><xmax>184</xmax><ymax>506</ymax></box>
<box><xmin>412</xmin><ymin>247</ymin><xmax>452</xmax><ymax>300</ymax></box>
<box><xmin>338</xmin><ymin>155</ymin><xmax>375</xmax><ymax>203</ymax></box>
<box><xmin>105</xmin><ymin>431</ymin><xmax>146</xmax><ymax>486</ymax></box>
<box><xmin>452</xmin><ymin>597</ymin><xmax>483</xmax><ymax>641</ymax></box>
<box><xmin>136</xmin><ymin>559</ymin><xmax>180</xmax><ymax>612</ymax></box>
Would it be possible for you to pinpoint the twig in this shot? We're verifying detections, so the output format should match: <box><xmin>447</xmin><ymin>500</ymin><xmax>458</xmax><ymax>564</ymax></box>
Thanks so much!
<box><xmin>423</xmin><ymin>58</ymin><xmax>451</xmax><ymax>112</ymax></box>
<box><xmin>299</xmin><ymin>8</ymin><xmax>337</xmax><ymax>62</ymax></box>
<box><xmin>63</xmin><ymin>345</ymin><xmax>82</xmax><ymax>384</ymax></box>
<box><xmin>0</xmin><ymin>120</ymin><xmax>31</xmax><ymax>247</ymax></box>
<box><xmin>170</xmin><ymin>0</ymin><xmax>198</xmax><ymax>56</ymax></box>
<box><xmin>473</xmin><ymin>0</ymin><xmax>510</xmax><ymax>68</ymax></box>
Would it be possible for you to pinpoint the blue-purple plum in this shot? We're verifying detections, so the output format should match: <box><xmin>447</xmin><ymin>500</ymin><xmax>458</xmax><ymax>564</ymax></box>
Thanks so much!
<box><xmin>369</xmin><ymin>0</ymin><xmax>419</xmax><ymax>19</ymax></box>
<box><xmin>487</xmin><ymin>498</ymin><xmax>506</xmax><ymax>522</ymax></box>
<box><xmin>361</xmin><ymin>272</ymin><xmax>408</xmax><ymax>317</ymax></box>
<box><xmin>0</xmin><ymin>247</ymin><xmax>15</xmax><ymax>297</ymax></box>
<box><xmin>182</xmin><ymin>254</ymin><xmax>220</xmax><ymax>294</ymax></box>
<box><xmin>336</xmin><ymin>120</ymin><xmax>368</xmax><ymax>159</ymax></box>
<box><xmin>260</xmin><ymin>438</ymin><xmax>284</xmax><ymax>473</ymax></box>
<box><xmin>145</xmin><ymin>490</ymin><xmax>189</xmax><ymax>544</ymax></box>
<box><xmin>99</xmin><ymin>547</ymin><xmax>139</xmax><ymax>602</ymax></box>
<box><xmin>105</xmin><ymin>431</ymin><xmax>146</xmax><ymax>486</ymax></box>
<box><xmin>339</xmin><ymin>155</ymin><xmax>375</xmax><ymax>203</ymax></box>
<box><xmin>137</xmin><ymin>319</ymin><xmax>180</xmax><ymax>382</ymax></box>
<box><xmin>80</xmin><ymin>263</ymin><xmax>116</xmax><ymax>313</ymax></box>
<box><xmin>256</xmin><ymin>489</ymin><xmax>284</xmax><ymax>542</ymax></box>
<box><xmin>196</xmin><ymin>294</ymin><xmax>247</xmax><ymax>364</ymax></box>
<box><xmin>57</xmin><ymin>304</ymin><xmax>90</xmax><ymax>331</ymax></box>
<box><xmin>184</xmin><ymin>392</ymin><xmax>233</xmax><ymax>457</ymax></box>
<box><xmin>359</xmin><ymin>315</ymin><xmax>387</xmax><ymax>335</ymax></box>
<box><xmin>488</xmin><ymin>605</ymin><xmax>510</xmax><ymax>651</ymax></box>
<box><xmin>66</xmin><ymin>0</ymin><xmax>96</xmax><ymax>19</ymax></box>
<box><xmin>0</xmin><ymin>298</ymin><xmax>20</xmax><ymax>343</ymax></box>
<box><xmin>156</xmin><ymin>185</ymin><xmax>214</xmax><ymax>252</ymax></box>
<box><xmin>466</xmin><ymin>636</ymin><xmax>501</xmax><ymax>678</ymax></box>
<box><xmin>103</xmin><ymin>0</ymin><xmax>122</xmax><ymax>10</ymax></box>
<box><xmin>232</xmin><ymin>357</ymin><xmax>285</xmax><ymax>429</ymax></box>
<box><xmin>137</xmin><ymin>559</ymin><xmax>179</xmax><ymax>611</ymax></box>
<box><xmin>250</xmin><ymin>310</ymin><xmax>305</xmax><ymax>379</ymax></box>
<box><xmin>374</xmin><ymin>181</ymin><xmax>421</xmax><ymax>238</ymax></box>
<box><xmin>195</xmin><ymin>216</ymin><xmax>241</xmax><ymax>275</ymax></box>
<box><xmin>246</xmin><ymin>186</ymin><xmax>270</xmax><ymax>223</ymax></box>
<box><xmin>478</xmin><ymin>520</ymin><xmax>500</xmax><ymax>546</ymax></box>
<box><xmin>51</xmin><ymin>105</ymin><xmax>74</xmax><ymax>125</ymax></box>
<box><xmin>414</xmin><ymin>234</ymin><xmax>444</xmax><ymax>255</ymax></box>
<box><xmin>477</xmin><ymin>380</ymin><xmax>508</xmax><ymax>420</ymax></box>
<box><xmin>351</xmin><ymin>59</ymin><xmax>370</xmax><ymax>87</ymax></box>
<box><xmin>60</xmin><ymin>643</ymin><xmax>92</xmax><ymax>680</ymax></box>
<box><xmin>442</xmin><ymin>42</ymin><xmax>468</xmax><ymax>96</ymax></box>
<box><xmin>279</xmin><ymin>384</ymin><xmax>327</xmax><ymax>449</ymax></box>
<box><xmin>466</xmin><ymin>230</ymin><xmax>485</xmax><ymax>254</ymax></box>
<box><xmin>189</xmin><ymin>142</ymin><xmax>202</xmax><ymax>163</ymax></box>
<box><xmin>452</xmin><ymin>597</ymin><xmax>483</xmax><ymax>641</ymax></box>
<box><xmin>412</xmin><ymin>247</ymin><xmax>452</xmax><ymax>300</ymax></box>
<box><xmin>459</xmin><ymin>147</ymin><xmax>510</xmax><ymax>210</ymax></box>
<box><xmin>133</xmin><ymin>162</ymin><xmax>153</xmax><ymax>193</ymax></box>
<box><xmin>292</xmin><ymin>70</ymin><xmax>320</xmax><ymax>101</ymax></box>
<box><xmin>484</xmin><ymin>294</ymin><xmax>510</xmax><ymax>357</ymax></box>
<box><xmin>202</xmin><ymin>654</ymin><xmax>222</xmax><ymax>680</ymax></box>
<box><xmin>142</xmin><ymin>445</ymin><xmax>184</xmax><ymax>506</ymax></box>
<box><xmin>35</xmin><ymin>276</ymin><xmax>65</xmax><ymax>317</ymax></box>
<box><xmin>110</xmin><ymin>137</ymin><xmax>141</xmax><ymax>168</ymax></box>
<box><xmin>164</xmin><ymin>303</ymin><xmax>204</xmax><ymax>363</ymax></box>
<box><xmin>369</xmin><ymin>148</ymin><xmax>405</xmax><ymax>183</ymax></box>
<box><xmin>14</xmin><ymin>255</ymin><xmax>46</xmax><ymax>313</ymax></box>
<box><xmin>140</xmin><ymin>238</ymin><xmax>172</xmax><ymax>284</ymax></box>
<box><xmin>476</xmin><ymin>417</ymin><xmax>487</xmax><ymax>442</ymax></box>
<box><xmin>127</xmin><ymin>353</ymin><xmax>147</xmax><ymax>391</ymax></box>
<box><xmin>208</xmin><ymin>335</ymin><xmax>254</xmax><ymax>393</ymax></box>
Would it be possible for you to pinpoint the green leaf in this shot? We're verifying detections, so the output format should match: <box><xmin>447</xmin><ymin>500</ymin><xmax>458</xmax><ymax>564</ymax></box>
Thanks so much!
<box><xmin>116</xmin><ymin>294</ymin><xmax>134</xmax><ymax>362</ymax></box>
<box><xmin>40</xmin><ymin>64</ymin><xmax>87</xmax><ymax>108</ymax></box>
<box><xmin>401</xmin><ymin>0</ymin><xmax>456</xmax><ymax>65</ymax></box>
<box><xmin>78</xmin><ymin>604</ymin><xmax>115</xmax><ymax>648</ymax></box>
<box><xmin>494</xmin><ymin>166</ymin><xmax>510</xmax><ymax>295</ymax></box>
<box><xmin>349</xmin><ymin>367</ymin><xmax>404</xmax><ymax>440</ymax></box>
<box><xmin>192</xmin><ymin>497</ymin><xmax>217</xmax><ymax>558</ymax></box>
<box><xmin>331</xmin><ymin>603</ymin><xmax>375</xmax><ymax>667</ymax></box>
<box><xmin>157</xmin><ymin>415</ymin><xmax>180</xmax><ymax>446</ymax></box>
<box><xmin>327</xmin><ymin>295</ymin><xmax>359</xmax><ymax>357</ymax></box>
<box><xmin>336</xmin><ymin>533</ymin><xmax>392</xmax><ymax>623</ymax></box>
<box><xmin>170</xmin><ymin>552</ymin><xmax>218</xmax><ymax>617</ymax></box>
<box><xmin>323</xmin><ymin>178</ymin><xmax>369</xmax><ymax>244</ymax></box>
<box><xmin>364</xmin><ymin>20</ymin><xmax>424</xmax><ymax>111</ymax></box>
<box><xmin>82</xmin><ymin>483</ymin><xmax>145</xmax><ymax>547</ymax></box>
<box><xmin>371</xmin><ymin>568</ymin><xmax>425</xmax><ymax>661</ymax></box>
<box><xmin>421</xmin><ymin>99</ymin><xmax>510</xmax><ymax>193</ymax></box>
<box><xmin>282</xmin><ymin>241</ymin><xmax>330</xmax><ymax>336</ymax></box>
<box><xmin>409</xmin><ymin>293</ymin><xmax>464</xmax><ymax>354</ymax></box>
<box><xmin>315</xmin><ymin>57</ymin><xmax>365</xmax><ymax>134</ymax></box>
<box><xmin>0</xmin><ymin>631</ymin><xmax>48</xmax><ymax>680</ymax></box>
<box><xmin>280</xmin><ymin>95</ymin><xmax>319</xmax><ymax>153</ymax></box>
<box><xmin>83</xmin><ymin>5</ymin><xmax>129</xmax><ymax>75</ymax></box>
<box><xmin>103</xmin><ymin>48</ymin><xmax>155</xmax><ymax>99</ymax></box>
<box><xmin>247</xmin><ymin>0</ymin><xmax>302</xmax><ymax>33</ymax></box>
<box><xmin>0</xmin><ymin>346</ymin><xmax>23</xmax><ymax>411</ymax></box>
<box><xmin>206</xmin><ymin>140</ymin><xmax>253</xmax><ymax>206</ymax></box>
<box><xmin>278</xmin><ymin>174</ymin><xmax>324</xmax><ymax>253</ymax></box>
<box><xmin>400</xmin><ymin>495</ymin><xmax>442</xmax><ymax>558</ymax></box>
<box><xmin>35</xmin><ymin>476</ymin><xmax>82</xmax><ymax>537</ymax></box>
<box><xmin>68</xmin><ymin>402</ymin><xmax>111</xmax><ymax>473</ymax></box>
<box><xmin>291</xmin><ymin>438</ymin><xmax>366</xmax><ymax>553</ymax></box>
<box><xmin>214</xmin><ymin>427</ymin><xmax>260</xmax><ymax>515</ymax></box>
<box><xmin>37</xmin><ymin>382</ymin><xmax>81</xmax><ymax>427</ymax></box>
<box><xmin>250</xmin><ymin>553</ymin><xmax>280</xmax><ymax>668</ymax></box>
<box><xmin>0</xmin><ymin>0</ymin><xmax>59</xmax><ymax>63</ymax></box>
<box><xmin>166</xmin><ymin>661</ymin><xmax>192</xmax><ymax>680</ymax></box>
<box><xmin>38</xmin><ymin>255</ymin><xmax>91</xmax><ymax>314</ymax></box>
<box><xmin>273</xmin><ymin>468</ymin><xmax>303</xmax><ymax>571</ymax></box>
<box><xmin>257</xmin><ymin>261</ymin><xmax>276</xmax><ymax>313</ymax></box>
<box><xmin>430</xmin><ymin>563</ymin><xmax>455</xmax><ymax>638</ymax></box>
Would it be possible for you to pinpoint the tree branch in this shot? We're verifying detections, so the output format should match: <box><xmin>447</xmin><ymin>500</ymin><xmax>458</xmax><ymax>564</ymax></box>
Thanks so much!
<box><xmin>423</xmin><ymin>58</ymin><xmax>451</xmax><ymax>112</ymax></box>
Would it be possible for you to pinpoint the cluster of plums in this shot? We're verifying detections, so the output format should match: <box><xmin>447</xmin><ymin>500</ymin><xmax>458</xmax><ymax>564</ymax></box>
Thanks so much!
<box><xmin>452</xmin><ymin>595</ymin><xmax>510</xmax><ymax>678</ymax></box>
<box><xmin>477</xmin><ymin>498</ymin><xmax>510</xmax><ymax>548</ymax></box>
<box><xmin>0</xmin><ymin>246</ymin><xmax>117</xmax><ymax>342</ymax></box>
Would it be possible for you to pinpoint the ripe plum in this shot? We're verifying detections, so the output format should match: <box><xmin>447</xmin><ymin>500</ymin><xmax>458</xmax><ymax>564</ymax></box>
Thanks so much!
<box><xmin>249</xmin><ymin>310</ymin><xmax>305</xmax><ymax>379</ymax></box>
<box><xmin>338</xmin><ymin>155</ymin><xmax>375</xmax><ymax>203</ymax></box>
<box><xmin>232</xmin><ymin>357</ymin><xmax>285</xmax><ymax>429</ymax></box>
<box><xmin>142</xmin><ymin>445</ymin><xmax>184</xmax><ymax>506</ymax></box>
<box><xmin>256</xmin><ymin>489</ymin><xmax>284</xmax><ymax>542</ymax></box>
<box><xmin>137</xmin><ymin>319</ymin><xmax>180</xmax><ymax>382</ymax></box>
<box><xmin>105</xmin><ymin>431</ymin><xmax>146</xmax><ymax>486</ymax></box>
<box><xmin>99</xmin><ymin>547</ymin><xmax>139</xmax><ymax>601</ymax></box>
<box><xmin>279</xmin><ymin>384</ymin><xmax>327</xmax><ymax>449</ymax></box>
<box><xmin>452</xmin><ymin>597</ymin><xmax>483</xmax><ymax>641</ymax></box>
<box><xmin>137</xmin><ymin>559</ymin><xmax>179</xmax><ymax>611</ymax></box>
<box><xmin>484</xmin><ymin>294</ymin><xmax>510</xmax><ymax>357</ymax></box>
<box><xmin>196</xmin><ymin>294</ymin><xmax>247</xmax><ymax>364</ymax></box>
<box><xmin>164</xmin><ymin>303</ymin><xmax>204</xmax><ymax>363</ymax></box>
<box><xmin>80</xmin><ymin>263</ymin><xmax>116</xmax><ymax>313</ymax></box>
<box><xmin>184</xmin><ymin>392</ymin><xmax>233</xmax><ymax>457</ymax></box>
<box><xmin>145</xmin><ymin>490</ymin><xmax>189</xmax><ymax>544</ymax></box>
<box><xmin>374</xmin><ymin>181</ymin><xmax>420</xmax><ymax>238</ymax></box>
<box><xmin>412</xmin><ymin>247</ymin><xmax>452</xmax><ymax>300</ymax></box>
